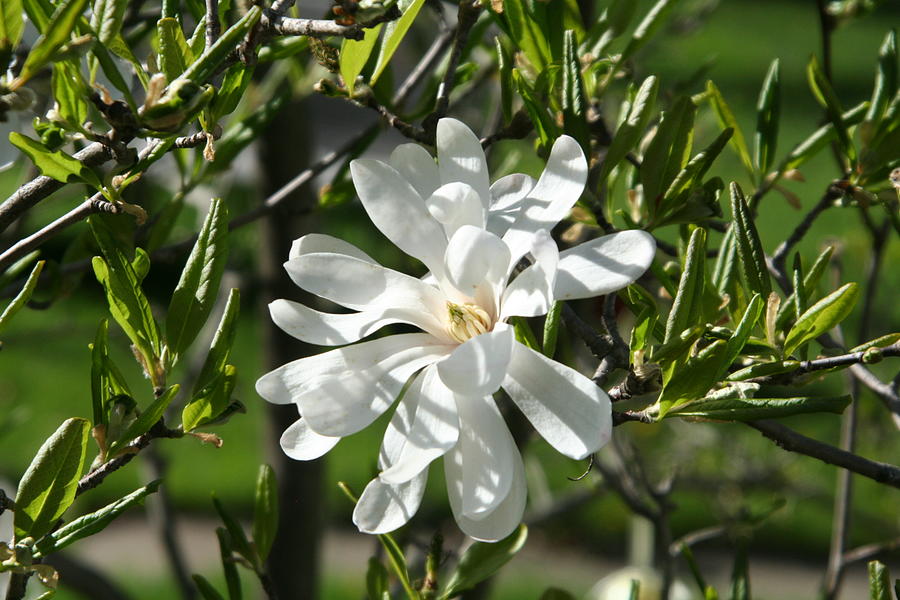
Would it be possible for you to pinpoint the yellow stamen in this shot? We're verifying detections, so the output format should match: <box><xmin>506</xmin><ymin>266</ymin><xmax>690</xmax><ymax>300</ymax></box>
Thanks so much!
<box><xmin>446</xmin><ymin>301</ymin><xmax>492</xmax><ymax>343</ymax></box>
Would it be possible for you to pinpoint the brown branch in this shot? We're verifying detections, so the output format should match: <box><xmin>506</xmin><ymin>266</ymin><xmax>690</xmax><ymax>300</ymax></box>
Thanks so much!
<box><xmin>841</xmin><ymin>536</ymin><xmax>900</xmax><ymax>567</ymax></box>
<box><xmin>205</xmin><ymin>0</ymin><xmax>220</xmax><ymax>50</ymax></box>
<box><xmin>428</xmin><ymin>0</ymin><xmax>481</xmax><ymax>124</ymax></box>
<box><xmin>261</xmin><ymin>8</ymin><xmax>397</xmax><ymax>41</ymax></box>
<box><xmin>746</xmin><ymin>420</ymin><xmax>900</xmax><ymax>489</ymax></box>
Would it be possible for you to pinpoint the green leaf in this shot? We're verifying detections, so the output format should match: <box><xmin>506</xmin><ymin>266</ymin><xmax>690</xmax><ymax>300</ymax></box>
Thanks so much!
<box><xmin>496</xmin><ymin>37</ymin><xmax>513</xmax><ymax>123</ymax></box>
<box><xmin>15</xmin><ymin>0</ymin><xmax>89</xmax><ymax>85</ymax></box>
<box><xmin>512</xmin><ymin>69</ymin><xmax>560</xmax><ymax>152</ymax></box>
<box><xmin>158</xmin><ymin>17</ymin><xmax>191</xmax><ymax>82</ymax></box>
<box><xmin>182</xmin><ymin>288</ymin><xmax>240</xmax><ymax>432</ymax></box>
<box><xmin>441</xmin><ymin>525</ymin><xmax>528</xmax><ymax>599</ymax></box>
<box><xmin>366</xmin><ymin>557</ymin><xmax>390</xmax><ymax>600</ymax></box>
<box><xmin>211</xmin><ymin>62</ymin><xmax>255</xmax><ymax>122</ymax></box>
<box><xmin>90</xmin><ymin>216</ymin><xmax>162</xmax><ymax>385</ymax></box>
<box><xmin>754</xmin><ymin>58</ymin><xmax>781</xmax><ymax>174</ymax></box>
<box><xmin>216</xmin><ymin>527</ymin><xmax>242</xmax><ymax>600</ymax></box>
<box><xmin>106</xmin><ymin>385</ymin><xmax>179</xmax><ymax>456</ymax></box>
<box><xmin>561</xmin><ymin>30</ymin><xmax>590</xmax><ymax>153</ymax></box>
<box><xmin>14</xmin><ymin>418</ymin><xmax>90</xmax><ymax>541</ymax></box>
<box><xmin>193</xmin><ymin>575</ymin><xmax>225</xmax><ymax>600</ymax></box>
<box><xmin>783</xmin><ymin>283</ymin><xmax>859</xmax><ymax>357</ymax></box>
<box><xmin>89</xmin><ymin>318</ymin><xmax>132</xmax><ymax>428</ymax></box>
<box><xmin>503</xmin><ymin>0</ymin><xmax>550</xmax><ymax>70</ymax></box>
<box><xmin>511</xmin><ymin>316</ymin><xmax>540</xmax><ymax>351</ymax></box>
<box><xmin>213</xmin><ymin>495</ymin><xmax>255</xmax><ymax>567</ymax></box>
<box><xmin>656</xmin><ymin>127</ymin><xmax>731</xmax><ymax>222</ymax></box>
<box><xmin>806</xmin><ymin>54</ymin><xmax>856</xmax><ymax>165</ymax></box>
<box><xmin>782</xmin><ymin>102</ymin><xmax>867</xmax><ymax>171</ymax></box>
<box><xmin>705</xmin><ymin>80</ymin><xmax>754</xmax><ymax>177</ymax></box>
<box><xmin>0</xmin><ymin>259</ymin><xmax>44</xmax><ymax>335</ymax></box>
<box><xmin>775</xmin><ymin>246</ymin><xmax>833</xmax><ymax>331</ymax></box>
<box><xmin>668</xmin><ymin>394</ymin><xmax>849</xmax><ymax>421</ymax></box>
<box><xmin>166</xmin><ymin>198</ymin><xmax>229</xmax><ymax>364</ymax></box>
<box><xmin>618</xmin><ymin>0</ymin><xmax>677</xmax><ymax>68</ymax></box>
<box><xmin>726</xmin><ymin>360</ymin><xmax>799</xmax><ymax>382</ymax></box>
<box><xmin>9</xmin><ymin>133</ymin><xmax>102</xmax><ymax>187</ymax></box>
<box><xmin>868</xmin><ymin>561</ymin><xmax>892</xmax><ymax>600</ymax></box>
<box><xmin>34</xmin><ymin>481</ymin><xmax>160</xmax><ymax>556</ymax></box>
<box><xmin>252</xmin><ymin>464</ymin><xmax>278</xmax><ymax>563</ymax></box>
<box><xmin>180</xmin><ymin>5</ymin><xmax>261</xmax><ymax>85</ymax></box>
<box><xmin>0</xmin><ymin>0</ymin><xmax>24</xmax><ymax>64</ymax></box>
<box><xmin>599</xmin><ymin>75</ymin><xmax>658</xmax><ymax>184</ymax></box>
<box><xmin>664</xmin><ymin>227</ymin><xmax>706</xmax><ymax>344</ymax></box>
<box><xmin>642</xmin><ymin>95</ymin><xmax>696</xmax><ymax>204</ymax></box>
<box><xmin>340</xmin><ymin>23</ymin><xmax>382</xmax><ymax>96</ymax></box>
<box><xmin>542</xmin><ymin>301</ymin><xmax>562</xmax><ymax>359</ymax></box>
<box><xmin>730</xmin><ymin>182</ymin><xmax>771</xmax><ymax>298</ymax></box>
<box><xmin>52</xmin><ymin>59</ymin><xmax>89</xmax><ymax>128</ymax></box>
<box><xmin>371</xmin><ymin>0</ymin><xmax>424</xmax><ymax>85</ymax></box>
<box><xmin>90</xmin><ymin>0</ymin><xmax>126</xmax><ymax>45</ymax></box>
<box><xmin>864</xmin><ymin>31</ymin><xmax>897</xmax><ymax>129</ymax></box>
<box><xmin>731</xmin><ymin>540</ymin><xmax>750</xmax><ymax>600</ymax></box>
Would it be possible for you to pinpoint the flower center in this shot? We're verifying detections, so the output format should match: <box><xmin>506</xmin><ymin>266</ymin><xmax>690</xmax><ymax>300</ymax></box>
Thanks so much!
<box><xmin>446</xmin><ymin>301</ymin><xmax>492</xmax><ymax>343</ymax></box>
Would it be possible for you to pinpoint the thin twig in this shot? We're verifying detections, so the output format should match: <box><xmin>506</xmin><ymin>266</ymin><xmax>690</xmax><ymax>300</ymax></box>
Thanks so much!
<box><xmin>261</xmin><ymin>10</ymin><xmax>392</xmax><ymax>40</ymax></box>
<box><xmin>841</xmin><ymin>536</ymin><xmax>900</xmax><ymax>566</ymax></box>
<box><xmin>205</xmin><ymin>0</ymin><xmax>220</xmax><ymax>50</ymax></box>
<box><xmin>593</xmin><ymin>294</ymin><xmax>630</xmax><ymax>386</ymax></box>
<box><xmin>669</xmin><ymin>525</ymin><xmax>728</xmax><ymax>556</ymax></box>
<box><xmin>393</xmin><ymin>26</ymin><xmax>455</xmax><ymax>108</ymax></box>
<box><xmin>428</xmin><ymin>0</ymin><xmax>481</xmax><ymax>124</ymax></box>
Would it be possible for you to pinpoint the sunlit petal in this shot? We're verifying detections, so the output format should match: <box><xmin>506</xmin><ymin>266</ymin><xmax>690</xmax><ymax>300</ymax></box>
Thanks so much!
<box><xmin>437</xmin><ymin>118</ymin><xmax>491</xmax><ymax>210</ymax></box>
<box><xmin>353</xmin><ymin>471</ymin><xmax>428</xmax><ymax>534</ymax></box>
<box><xmin>280</xmin><ymin>418</ymin><xmax>340</xmax><ymax>460</ymax></box>
<box><xmin>425</xmin><ymin>182</ymin><xmax>486</xmax><ymax>238</ymax></box>
<box><xmin>269</xmin><ymin>299</ymin><xmax>414</xmax><ymax>346</ymax></box>
<box><xmin>500</xmin><ymin>230</ymin><xmax>559</xmax><ymax>319</ymax></box>
<box><xmin>436</xmin><ymin>323</ymin><xmax>513</xmax><ymax>396</ymax></box>
<box><xmin>554</xmin><ymin>230</ymin><xmax>657</xmax><ymax>300</ymax></box>
<box><xmin>390</xmin><ymin>143</ymin><xmax>440</xmax><ymax>199</ymax></box>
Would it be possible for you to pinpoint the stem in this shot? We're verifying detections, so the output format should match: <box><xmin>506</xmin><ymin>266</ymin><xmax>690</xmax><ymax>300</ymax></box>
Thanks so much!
<box><xmin>429</xmin><ymin>0</ymin><xmax>481</xmax><ymax>124</ymax></box>
<box><xmin>205</xmin><ymin>0</ymin><xmax>220</xmax><ymax>50</ymax></box>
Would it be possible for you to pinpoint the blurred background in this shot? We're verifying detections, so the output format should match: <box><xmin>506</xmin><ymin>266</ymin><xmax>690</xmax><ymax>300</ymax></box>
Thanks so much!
<box><xmin>1</xmin><ymin>0</ymin><xmax>899</xmax><ymax>598</ymax></box>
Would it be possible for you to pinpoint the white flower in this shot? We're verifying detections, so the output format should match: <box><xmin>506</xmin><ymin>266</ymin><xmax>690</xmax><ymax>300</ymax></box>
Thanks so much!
<box><xmin>256</xmin><ymin>118</ymin><xmax>656</xmax><ymax>541</ymax></box>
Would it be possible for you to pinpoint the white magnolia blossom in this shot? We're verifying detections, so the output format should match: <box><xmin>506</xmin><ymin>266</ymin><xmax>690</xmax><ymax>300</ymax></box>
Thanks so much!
<box><xmin>256</xmin><ymin>118</ymin><xmax>656</xmax><ymax>541</ymax></box>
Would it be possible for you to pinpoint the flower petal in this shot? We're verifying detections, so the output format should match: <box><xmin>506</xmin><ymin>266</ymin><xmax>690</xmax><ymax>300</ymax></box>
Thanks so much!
<box><xmin>425</xmin><ymin>182</ymin><xmax>486</xmax><ymax>238</ymax></box>
<box><xmin>442</xmin><ymin>226</ymin><xmax>510</xmax><ymax>311</ymax></box>
<box><xmin>503</xmin><ymin>341</ymin><xmax>611</xmax><ymax>459</ymax></box>
<box><xmin>297</xmin><ymin>343</ymin><xmax>452</xmax><ymax>437</ymax></box>
<box><xmin>353</xmin><ymin>470</ymin><xmax>428</xmax><ymax>535</ymax></box>
<box><xmin>486</xmin><ymin>173</ymin><xmax>536</xmax><ymax>237</ymax></box>
<box><xmin>554</xmin><ymin>230</ymin><xmax>656</xmax><ymax>300</ymax></box>
<box><xmin>290</xmin><ymin>233</ymin><xmax>376</xmax><ymax>264</ymax></box>
<box><xmin>436</xmin><ymin>323</ymin><xmax>513</xmax><ymax>396</ymax></box>
<box><xmin>499</xmin><ymin>229</ymin><xmax>559</xmax><ymax>319</ymax></box>
<box><xmin>379</xmin><ymin>365</ymin><xmax>460</xmax><ymax>484</ymax></box>
<box><xmin>280</xmin><ymin>418</ymin><xmax>340</xmax><ymax>460</ymax></box>
<box><xmin>390</xmin><ymin>143</ymin><xmax>439</xmax><ymax>199</ymax></box>
<box><xmin>448</xmin><ymin>442</ymin><xmax>527</xmax><ymax>542</ymax></box>
<box><xmin>442</xmin><ymin>395</ymin><xmax>515</xmax><ymax>518</ymax></box>
<box><xmin>255</xmin><ymin>333</ymin><xmax>446</xmax><ymax>405</ymax></box>
<box><xmin>285</xmin><ymin>252</ymin><xmax>448</xmax><ymax>338</ymax></box>
<box><xmin>269</xmin><ymin>299</ymin><xmax>416</xmax><ymax>346</ymax></box>
<box><xmin>350</xmin><ymin>159</ymin><xmax>447</xmax><ymax>276</ymax></box>
<box><xmin>502</xmin><ymin>135</ymin><xmax>587</xmax><ymax>265</ymax></box>
<box><xmin>437</xmin><ymin>118</ymin><xmax>491</xmax><ymax>210</ymax></box>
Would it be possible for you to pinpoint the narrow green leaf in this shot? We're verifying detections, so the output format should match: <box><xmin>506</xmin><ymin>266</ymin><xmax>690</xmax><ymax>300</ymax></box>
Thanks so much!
<box><xmin>34</xmin><ymin>480</ymin><xmax>160</xmax><ymax>556</ymax></box>
<box><xmin>216</xmin><ymin>527</ymin><xmax>242</xmax><ymax>600</ymax></box>
<box><xmin>496</xmin><ymin>37</ymin><xmax>513</xmax><ymax>123</ymax></box>
<box><xmin>106</xmin><ymin>385</ymin><xmax>179</xmax><ymax>456</ymax></box>
<box><xmin>503</xmin><ymin>0</ymin><xmax>550</xmax><ymax>70</ymax></box>
<box><xmin>754</xmin><ymin>59</ymin><xmax>781</xmax><ymax>174</ymax></box>
<box><xmin>193</xmin><ymin>575</ymin><xmax>225</xmax><ymax>600</ymax></box>
<box><xmin>619</xmin><ymin>0</ymin><xmax>677</xmax><ymax>66</ymax></box>
<box><xmin>782</xmin><ymin>102</ymin><xmax>867</xmax><ymax>171</ymax></box>
<box><xmin>371</xmin><ymin>0</ymin><xmax>424</xmax><ymax>85</ymax></box>
<box><xmin>0</xmin><ymin>0</ymin><xmax>25</xmax><ymax>63</ymax></box>
<box><xmin>668</xmin><ymin>394</ymin><xmax>849</xmax><ymax>421</ymax></box>
<box><xmin>726</xmin><ymin>360</ymin><xmax>799</xmax><ymax>382</ymax></box>
<box><xmin>511</xmin><ymin>316</ymin><xmax>540</xmax><ymax>351</ymax></box>
<box><xmin>865</xmin><ymin>31</ymin><xmax>897</xmax><ymax>128</ymax></box>
<box><xmin>340</xmin><ymin>23</ymin><xmax>382</xmax><ymax>95</ymax></box>
<box><xmin>806</xmin><ymin>54</ymin><xmax>856</xmax><ymax>164</ymax></box>
<box><xmin>52</xmin><ymin>59</ymin><xmax>89</xmax><ymax>127</ymax></box>
<box><xmin>89</xmin><ymin>318</ymin><xmax>132</xmax><ymax>427</ymax></box>
<box><xmin>775</xmin><ymin>246</ymin><xmax>833</xmax><ymax>330</ymax></box>
<box><xmin>561</xmin><ymin>29</ymin><xmax>590</xmax><ymax>153</ymax></box>
<box><xmin>599</xmin><ymin>75</ymin><xmax>658</xmax><ymax>184</ymax></box>
<box><xmin>850</xmin><ymin>333</ymin><xmax>900</xmax><ymax>354</ymax></box>
<box><xmin>711</xmin><ymin>226</ymin><xmax>737</xmax><ymax>296</ymax></box>
<box><xmin>9</xmin><ymin>133</ymin><xmax>102</xmax><ymax>187</ymax></box>
<box><xmin>213</xmin><ymin>496</ymin><xmax>255</xmax><ymax>567</ymax></box>
<box><xmin>664</xmin><ymin>227</ymin><xmax>706</xmax><ymax>344</ymax></box>
<box><xmin>730</xmin><ymin>182</ymin><xmax>771</xmax><ymax>298</ymax></box>
<box><xmin>21</xmin><ymin>0</ymin><xmax>51</xmax><ymax>33</ymax></box>
<box><xmin>642</xmin><ymin>96</ymin><xmax>696</xmax><ymax>204</ymax></box>
<box><xmin>166</xmin><ymin>198</ymin><xmax>229</xmax><ymax>364</ymax></box>
<box><xmin>0</xmin><ymin>259</ymin><xmax>44</xmax><ymax>335</ymax></box>
<box><xmin>512</xmin><ymin>69</ymin><xmax>559</xmax><ymax>152</ymax></box>
<box><xmin>180</xmin><ymin>5</ymin><xmax>261</xmax><ymax>85</ymax></box>
<box><xmin>90</xmin><ymin>0</ymin><xmax>126</xmax><ymax>44</ymax></box>
<box><xmin>783</xmin><ymin>283</ymin><xmax>860</xmax><ymax>357</ymax></box>
<box><xmin>656</xmin><ymin>128</ymin><xmax>731</xmax><ymax>222</ymax></box>
<box><xmin>14</xmin><ymin>418</ymin><xmax>90</xmax><ymax>541</ymax></box>
<box><xmin>158</xmin><ymin>17</ymin><xmax>191</xmax><ymax>82</ymax></box>
<box><xmin>542</xmin><ymin>301</ymin><xmax>562</xmax><ymax>359</ymax></box>
<box><xmin>211</xmin><ymin>61</ymin><xmax>255</xmax><ymax>122</ymax></box>
<box><xmin>731</xmin><ymin>541</ymin><xmax>750</xmax><ymax>600</ymax></box>
<box><xmin>252</xmin><ymin>464</ymin><xmax>278</xmax><ymax>563</ymax></box>
<box><xmin>706</xmin><ymin>80</ymin><xmax>754</xmax><ymax>176</ymax></box>
<box><xmin>441</xmin><ymin>525</ymin><xmax>528</xmax><ymax>598</ymax></box>
<box><xmin>366</xmin><ymin>557</ymin><xmax>390</xmax><ymax>600</ymax></box>
<box><xmin>15</xmin><ymin>0</ymin><xmax>89</xmax><ymax>86</ymax></box>
<box><xmin>868</xmin><ymin>561</ymin><xmax>891</xmax><ymax>600</ymax></box>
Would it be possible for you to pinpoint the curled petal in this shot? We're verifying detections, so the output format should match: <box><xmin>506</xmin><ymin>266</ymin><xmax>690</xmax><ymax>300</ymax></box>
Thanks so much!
<box><xmin>500</xmin><ymin>230</ymin><xmax>559</xmax><ymax>319</ymax></box>
<box><xmin>443</xmin><ymin>395</ymin><xmax>515</xmax><ymax>519</ymax></box>
<box><xmin>503</xmin><ymin>341</ymin><xmax>611</xmax><ymax>460</ymax></box>
<box><xmin>554</xmin><ymin>230</ymin><xmax>656</xmax><ymax>300</ymax></box>
<box><xmin>425</xmin><ymin>182</ymin><xmax>486</xmax><ymax>238</ymax></box>
<box><xmin>487</xmin><ymin>173</ymin><xmax>536</xmax><ymax>237</ymax></box>
<box><xmin>290</xmin><ymin>233</ymin><xmax>376</xmax><ymax>263</ymax></box>
<box><xmin>285</xmin><ymin>253</ymin><xmax>448</xmax><ymax>338</ymax></box>
<box><xmin>436</xmin><ymin>323</ymin><xmax>513</xmax><ymax>397</ymax></box>
<box><xmin>350</xmin><ymin>159</ymin><xmax>447</xmax><ymax>276</ymax></box>
<box><xmin>390</xmin><ymin>143</ymin><xmax>440</xmax><ymax>199</ymax></box>
<box><xmin>437</xmin><ymin>118</ymin><xmax>491</xmax><ymax>210</ymax></box>
<box><xmin>280</xmin><ymin>418</ymin><xmax>340</xmax><ymax>460</ymax></box>
<box><xmin>442</xmin><ymin>226</ymin><xmax>510</xmax><ymax>306</ymax></box>
<box><xmin>353</xmin><ymin>471</ymin><xmax>428</xmax><ymax>535</ymax></box>
<box><xmin>379</xmin><ymin>365</ymin><xmax>460</xmax><ymax>484</ymax></box>
<box><xmin>269</xmin><ymin>299</ymin><xmax>415</xmax><ymax>346</ymax></box>
<box><xmin>255</xmin><ymin>333</ymin><xmax>445</xmax><ymax>405</ymax></box>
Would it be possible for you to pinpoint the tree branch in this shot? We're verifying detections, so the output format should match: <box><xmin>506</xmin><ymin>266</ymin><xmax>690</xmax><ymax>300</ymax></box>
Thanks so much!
<box><xmin>428</xmin><ymin>0</ymin><xmax>481</xmax><ymax>124</ymax></box>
